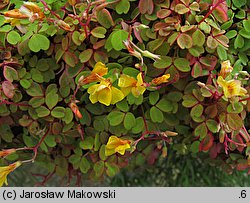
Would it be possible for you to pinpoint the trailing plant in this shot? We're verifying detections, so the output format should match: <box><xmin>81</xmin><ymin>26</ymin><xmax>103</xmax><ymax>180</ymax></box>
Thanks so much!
<box><xmin>0</xmin><ymin>0</ymin><xmax>249</xmax><ymax>186</ymax></box>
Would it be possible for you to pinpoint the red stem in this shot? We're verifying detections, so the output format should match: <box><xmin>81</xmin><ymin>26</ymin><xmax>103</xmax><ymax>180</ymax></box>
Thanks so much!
<box><xmin>40</xmin><ymin>0</ymin><xmax>62</xmax><ymax>20</ymax></box>
<box><xmin>198</xmin><ymin>0</ymin><xmax>225</xmax><ymax>25</ymax></box>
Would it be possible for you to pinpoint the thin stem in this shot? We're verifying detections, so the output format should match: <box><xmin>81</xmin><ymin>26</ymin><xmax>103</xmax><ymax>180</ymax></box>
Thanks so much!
<box><xmin>40</xmin><ymin>0</ymin><xmax>62</xmax><ymax>20</ymax></box>
<box><xmin>198</xmin><ymin>0</ymin><xmax>225</xmax><ymax>25</ymax></box>
<box><xmin>239</xmin><ymin>97</ymin><xmax>250</xmax><ymax>102</ymax></box>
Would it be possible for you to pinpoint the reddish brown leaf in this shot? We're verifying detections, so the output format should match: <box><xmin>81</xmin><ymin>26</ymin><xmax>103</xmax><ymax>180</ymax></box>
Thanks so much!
<box><xmin>139</xmin><ymin>0</ymin><xmax>154</xmax><ymax>15</ymax></box>
<box><xmin>212</xmin><ymin>0</ymin><xmax>228</xmax><ymax>23</ymax></box>
<box><xmin>2</xmin><ymin>81</ymin><xmax>15</xmax><ymax>99</ymax></box>
<box><xmin>200</xmin><ymin>133</ymin><xmax>214</xmax><ymax>151</ymax></box>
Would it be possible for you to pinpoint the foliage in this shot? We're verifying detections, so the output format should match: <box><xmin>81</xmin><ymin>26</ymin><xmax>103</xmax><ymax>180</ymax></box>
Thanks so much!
<box><xmin>0</xmin><ymin>0</ymin><xmax>249</xmax><ymax>185</ymax></box>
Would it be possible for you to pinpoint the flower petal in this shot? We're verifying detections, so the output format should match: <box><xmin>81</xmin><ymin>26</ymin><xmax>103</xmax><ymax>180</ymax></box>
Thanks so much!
<box><xmin>136</xmin><ymin>72</ymin><xmax>144</xmax><ymax>86</ymax></box>
<box><xmin>92</xmin><ymin>62</ymin><xmax>108</xmax><ymax>76</ymax></box>
<box><xmin>97</xmin><ymin>87</ymin><xmax>112</xmax><ymax>106</ymax></box>
<box><xmin>118</xmin><ymin>74</ymin><xmax>136</xmax><ymax>88</ymax></box>
<box><xmin>115</xmin><ymin>143</ymin><xmax>130</xmax><ymax>155</ymax></box>
<box><xmin>131</xmin><ymin>86</ymin><xmax>146</xmax><ymax>97</ymax></box>
<box><xmin>111</xmin><ymin>87</ymin><xmax>124</xmax><ymax>105</ymax></box>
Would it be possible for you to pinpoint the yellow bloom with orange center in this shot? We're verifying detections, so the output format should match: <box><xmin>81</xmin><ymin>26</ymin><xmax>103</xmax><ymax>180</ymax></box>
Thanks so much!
<box><xmin>78</xmin><ymin>62</ymin><xmax>108</xmax><ymax>85</ymax></box>
<box><xmin>0</xmin><ymin>149</ymin><xmax>16</xmax><ymax>158</ymax></box>
<box><xmin>151</xmin><ymin>74</ymin><xmax>170</xmax><ymax>85</ymax></box>
<box><xmin>87</xmin><ymin>79</ymin><xmax>124</xmax><ymax>106</ymax></box>
<box><xmin>217</xmin><ymin>76</ymin><xmax>247</xmax><ymax>98</ymax></box>
<box><xmin>105</xmin><ymin>136</ymin><xmax>131</xmax><ymax>156</ymax></box>
<box><xmin>118</xmin><ymin>73</ymin><xmax>146</xmax><ymax>97</ymax></box>
<box><xmin>219</xmin><ymin>60</ymin><xmax>233</xmax><ymax>79</ymax></box>
<box><xmin>0</xmin><ymin>161</ymin><xmax>22</xmax><ymax>187</ymax></box>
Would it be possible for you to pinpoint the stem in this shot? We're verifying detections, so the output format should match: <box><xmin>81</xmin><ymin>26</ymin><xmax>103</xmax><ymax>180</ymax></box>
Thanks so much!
<box><xmin>21</xmin><ymin>126</ymin><xmax>51</xmax><ymax>164</ymax></box>
<box><xmin>40</xmin><ymin>0</ymin><xmax>62</xmax><ymax>20</ymax></box>
<box><xmin>239</xmin><ymin>97</ymin><xmax>250</xmax><ymax>102</ymax></box>
<box><xmin>198</xmin><ymin>0</ymin><xmax>225</xmax><ymax>25</ymax></box>
<box><xmin>0</xmin><ymin>99</ymin><xmax>30</xmax><ymax>107</ymax></box>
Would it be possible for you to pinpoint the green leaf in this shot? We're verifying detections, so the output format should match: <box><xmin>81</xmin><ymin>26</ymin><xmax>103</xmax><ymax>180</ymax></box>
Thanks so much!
<box><xmin>69</xmin><ymin>154</ymin><xmax>81</xmax><ymax>165</ymax></box>
<box><xmin>182</xmin><ymin>95</ymin><xmax>198</xmax><ymax>107</ymax></box>
<box><xmin>31</xmin><ymin>68</ymin><xmax>43</xmax><ymax>83</ymax></box>
<box><xmin>80</xmin><ymin>157</ymin><xmax>90</xmax><ymax>174</ymax></box>
<box><xmin>99</xmin><ymin>145</ymin><xmax>107</xmax><ymax>161</ymax></box>
<box><xmin>7</xmin><ymin>31</ymin><xmax>21</xmax><ymax>45</ymax></box>
<box><xmin>227</xmin><ymin>113</ymin><xmax>243</xmax><ymax>130</ymax></box>
<box><xmin>116</xmin><ymin>100</ymin><xmax>129</xmax><ymax>112</ymax></box>
<box><xmin>64</xmin><ymin>51</ymin><xmax>78</xmax><ymax>67</ymax></box>
<box><xmin>107</xmin><ymin>111</ymin><xmax>125</xmax><ymax>126</ymax></box>
<box><xmin>72</xmin><ymin>31</ymin><xmax>81</xmax><ymax>46</ymax></box>
<box><xmin>190</xmin><ymin>141</ymin><xmax>200</xmax><ymax>153</ymax></box>
<box><xmin>175</xmin><ymin>3</ymin><xmax>189</xmax><ymax>14</ymax></box>
<box><xmin>156</xmin><ymin>98</ymin><xmax>173</xmax><ymax>112</ymax></box>
<box><xmin>45</xmin><ymin>92</ymin><xmax>58</xmax><ymax>110</ymax></box>
<box><xmin>29</xmin><ymin>97</ymin><xmax>45</xmax><ymax>108</ymax></box>
<box><xmin>189</xmin><ymin>46</ymin><xmax>205</xmax><ymax>57</ymax></box>
<box><xmin>153</xmin><ymin>56</ymin><xmax>172</xmax><ymax>69</ymax></box>
<box><xmin>190</xmin><ymin>104</ymin><xmax>204</xmax><ymax>118</ymax></box>
<box><xmin>79</xmin><ymin>49</ymin><xmax>93</xmax><ymax>63</ymax></box>
<box><xmin>132</xmin><ymin>117</ymin><xmax>145</xmax><ymax>134</ymax></box>
<box><xmin>20</xmin><ymin>79</ymin><xmax>31</xmax><ymax>89</ymax></box>
<box><xmin>149</xmin><ymin>91</ymin><xmax>159</xmax><ymax>105</ymax></box>
<box><xmin>79</xmin><ymin>136</ymin><xmax>94</xmax><ymax>150</ymax></box>
<box><xmin>174</xmin><ymin>58</ymin><xmax>191</xmax><ymax>72</ymax></box>
<box><xmin>232</xmin><ymin>0</ymin><xmax>246</xmax><ymax>8</ymax></box>
<box><xmin>105</xmin><ymin>162</ymin><xmax>119</xmax><ymax>177</ymax></box>
<box><xmin>44</xmin><ymin>135</ymin><xmax>57</xmax><ymax>147</ymax></box>
<box><xmin>243</xmin><ymin>20</ymin><xmax>250</xmax><ymax>32</ymax></box>
<box><xmin>150</xmin><ymin>106</ymin><xmax>164</xmax><ymax>123</ymax></box>
<box><xmin>239</xmin><ymin>28</ymin><xmax>250</xmax><ymax>39</ymax></box>
<box><xmin>4</xmin><ymin>66</ymin><xmax>19</xmax><ymax>82</ymax></box>
<box><xmin>96</xmin><ymin>9</ymin><xmax>114</xmax><ymax>29</ymax></box>
<box><xmin>26</xmin><ymin>82</ymin><xmax>43</xmax><ymax>97</ymax></box>
<box><xmin>111</xmin><ymin>30</ymin><xmax>129</xmax><ymax>51</ymax></box>
<box><xmin>225</xmin><ymin>30</ymin><xmax>237</xmax><ymax>39</ymax></box>
<box><xmin>123</xmin><ymin>112</ymin><xmax>136</xmax><ymax>130</ymax></box>
<box><xmin>115</xmin><ymin>0</ymin><xmax>130</xmax><ymax>14</ymax></box>
<box><xmin>62</xmin><ymin>108</ymin><xmax>74</xmax><ymax>124</ymax></box>
<box><xmin>94</xmin><ymin>160</ymin><xmax>104</xmax><ymax>177</ymax></box>
<box><xmin>194</xmin><ymin>122</ymin><xmax>207</xmax><ymax>139</ymax></box>
<box><xmin>227</xmin><ymin>103</ymin><xmax>243</xmax><ymax>114</ymax></box>
<box><xmin>0</xmin><ymin>124</ymin><xmax>14</xmax><ymax>143</ymax></box>
<box><xmin>0</xmin><ymin>25</ymin><xmax>12</xmax><ymax>33</ymax></box>
<box><xmin>192</xmin><ymin>29</ymin><xmax>205</xmax><ymax>46</ymax></box>
<box><xmin>0</xmin><ymin>16</ymin><xmax>5</xmax><ymax>27</ymax></box>
<box><xmin>206</xmin><ymin>119</ymin><xmax>219</xmax><ymax>133</ymax></box>
<box><xmin>51</xmin><ymin>107</ymin><xmax>65</xmax><ymax>118</ymax></box>
<box><xmin>36</xmin><ymin>106</ymin><xmax>50</xmax><ymax>118</ymax></box>
<box><xmin>91</xmin><ymin>27</ymin><xmax>107</xmax><ymax>38</ymax></box>
<box><xmin>217</xmin><ymin>45</ymin><xmax>227</xmax><ymax>60</ymax></box>
<box><xmin>234</xmin><ymin>35</ymin><xmax>244</xmax><ymax>49</ymax></box>
<box><xmin>177</xmin><ymin>33</ymin><xmax>193</xmax><ymax>49</ymax></box>
<box><xmin>28</xmin><ymin>34</ymin><xmax>50</xmax><ymax>52</ymax></box>
<box><xmin>166</xmin><ymin>91</ymin><xmax>183</xmax><ymax>102</ymax></box>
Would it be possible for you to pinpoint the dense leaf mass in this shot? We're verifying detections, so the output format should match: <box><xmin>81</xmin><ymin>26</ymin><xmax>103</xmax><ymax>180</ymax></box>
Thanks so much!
<box><xmin>0</xmin><ymin>0</ymin><xmax>249</xmax><ymax>186</ymax></box>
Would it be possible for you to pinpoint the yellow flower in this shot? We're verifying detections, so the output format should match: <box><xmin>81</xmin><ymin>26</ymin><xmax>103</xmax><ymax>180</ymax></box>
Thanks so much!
<box><xmin>0</xmin><ymin>149</ymin><xmax>16</xmax><ymax>158</ymax></box>
<box><xmin>4</xmin><ymin>2</ymin><xmax>44</xmax><ymax>22</ymax></box>
<box><xmin>105</xmin><ymin>136</ymin><xmax>131</xmax><ymax>156</ymax></box>
<box><xmin>219</xmin><ymin>60</ymin><xmax>233</xmax><ymax>79</ymax></box>
<box><xmin>87</xmin><ymin>79</ymin><xmax>124</xmax><ymax>106</ymax></box>
<box><xmin>118</xmin><ymin>73</ymin><xmax>146</xmax><ymax>97</ymax></box>
<box><xmin>217</xmin><ymin>76</ymin><xmax>247</xmax><ymax>98</ymax></box>
<box><xmin>151</xmin><ymin>74</ymin><xmax>170</xmax><ymax>85</ymax></box>
<box><xmin>0</xmin><ymin>161</ymin><xmax>22</xmax><ymax>187</ymax></box>
<box><xmin>78</xmin><ymin>62</ymin><xmax>108</xmax><ymax>85</ymax></box>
